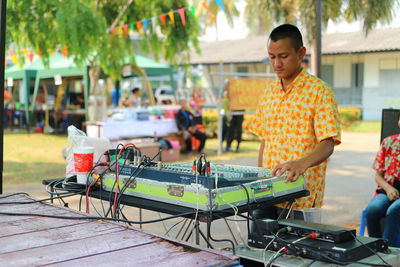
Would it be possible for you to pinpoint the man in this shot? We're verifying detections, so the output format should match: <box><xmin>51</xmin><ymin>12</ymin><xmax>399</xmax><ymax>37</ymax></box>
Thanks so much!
<box><xmin>249</xmin><ymin>24</ymin><xmax>341</xmax><ymax>219</ymax></box>
<box><xmin>175</xmin><ymin>99</ymin><xmax>206</xmax><ymax>153</ymax></box>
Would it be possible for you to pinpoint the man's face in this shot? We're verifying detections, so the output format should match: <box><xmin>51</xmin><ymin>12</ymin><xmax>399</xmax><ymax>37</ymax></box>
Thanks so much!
<box><xmin>268</xmin><ymin>38</ymin><xmax>305</xmax><ymax>80</ymax></box>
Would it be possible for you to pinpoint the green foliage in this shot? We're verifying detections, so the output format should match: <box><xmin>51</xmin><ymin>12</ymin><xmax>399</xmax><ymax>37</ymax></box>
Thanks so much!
<box><xmin>6</xmin><ymin>0</ymin><xmax>200</xmax><ymax>80</ymax></box>
<box><xmin>202</xmin><ymin>110</ymin><xmax>218</xmax><ymax>138</ymax></box>
<box><xmin>338</xmin><ymin>107</ymin><xmax>362</xmax><ymax>128</ymax></box>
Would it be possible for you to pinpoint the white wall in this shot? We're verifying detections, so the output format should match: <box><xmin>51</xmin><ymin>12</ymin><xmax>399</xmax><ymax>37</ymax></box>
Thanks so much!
<box><xmin>363</xmin><ymin>52</ymin><xmax>400</xmax><ymax>120</ymax></box>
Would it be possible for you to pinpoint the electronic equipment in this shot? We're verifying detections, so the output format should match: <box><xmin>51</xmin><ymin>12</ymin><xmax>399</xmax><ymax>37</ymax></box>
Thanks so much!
<box><xmin>278</xmin><ymin>218</ymin><xmax>356</xmax><ymax>243</ymax></box>
<box><xmin>102</xmin><ymin>161</ymin><xmax>307</xmax><ymax>211</ymax></box>
<box><xmin>254</xmin><ymin>233</ymin><xmax>388</xmax><ymax>264</ymax></box>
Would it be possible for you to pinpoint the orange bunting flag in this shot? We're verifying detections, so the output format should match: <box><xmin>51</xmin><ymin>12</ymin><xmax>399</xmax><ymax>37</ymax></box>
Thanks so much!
<box><xmin>136</xmin><ymin>21</ymin><xmax>142</xmax><ymax>32</ymax></box>
<box><xmin>37</xmin><ymin>49</ymin><xmax>42</xmax><ymax>57</ymax></box>
<box><xmin>62</xmin><ymin>46</ymin><xmax>68</xmax><ymax>57</ymax></box>
<box><xmin>123</xmin><ymin>24</ymin><xmax>129</xmax><ymax>38</ymax></box>
<box><xmin>160</xmin><ymin>14</ymin><xmax>167</xmax><ymax>28</ymax></box>
<box><xmin>168</xmin><ymin>11</ymin><xmax>175</xmax><ymax>27</ymax></box>
<box><xmin>28</xmin><ymin>53</ymin><xmax>34</xmax><ymax>63</ymax></box>
<box><xmin>111</xmin><ymin>28</ymin><xmax>117</xmax><ymax>36</ymax></box>
<box><xmin>202</xmin><ymin>1</ymin><xmax>209</xmax><ymax>10</ymax></box>
<box><xmin>178</xmin><ymin>8</ymin><xmax>186</xmax><ymax>27</ymax></box>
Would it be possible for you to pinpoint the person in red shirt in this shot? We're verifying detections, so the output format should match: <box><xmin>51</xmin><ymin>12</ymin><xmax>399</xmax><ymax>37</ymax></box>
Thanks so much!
<box><xmin>366</xmin><ymin>114</ymin><xmax>400</xmax><ymax>247</ymax></box>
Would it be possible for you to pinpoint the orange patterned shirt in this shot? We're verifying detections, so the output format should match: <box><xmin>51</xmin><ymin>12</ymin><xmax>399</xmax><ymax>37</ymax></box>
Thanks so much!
<box><xmin>250</xmin><ymin>68</ymin><xmax>341</xmax><ymax>210</ymax></box>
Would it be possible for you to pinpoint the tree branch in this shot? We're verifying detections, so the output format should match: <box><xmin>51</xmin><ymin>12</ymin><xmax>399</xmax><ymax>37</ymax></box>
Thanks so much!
<box><xmin>109</xmin><ymin>0</ymin><xmax>134</xmax><ymax>30</ymax></box>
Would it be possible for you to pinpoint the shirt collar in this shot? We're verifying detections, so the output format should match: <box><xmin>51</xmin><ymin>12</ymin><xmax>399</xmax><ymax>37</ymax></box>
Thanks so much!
<box><xmin>275</xmin><ymin>68</ymin><xmax>307</xmax><ymax>94</ymax></box>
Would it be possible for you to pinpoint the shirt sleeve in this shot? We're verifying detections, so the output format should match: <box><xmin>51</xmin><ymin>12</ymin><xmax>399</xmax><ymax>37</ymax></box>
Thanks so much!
<box><xmin>373</xmin><ymin>138</ymin><xmax>388</xmax><ymax>173</ymax></box>
<box><xmin>314</xmin><ymin>84</ymin><xmax>341</xmax><ymax>145</ymax></box>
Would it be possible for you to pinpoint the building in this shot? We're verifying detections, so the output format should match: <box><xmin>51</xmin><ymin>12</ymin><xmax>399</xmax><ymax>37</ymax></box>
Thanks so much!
<box><xmin>189</xmin><ymin>28</ymin><xmax>400</xmax><ymax>120</ymax></box>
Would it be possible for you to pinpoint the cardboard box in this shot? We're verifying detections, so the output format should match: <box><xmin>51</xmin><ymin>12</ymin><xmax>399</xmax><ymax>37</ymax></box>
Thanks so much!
<box><xmin>161</xmin><ymin>147</ymin><xmax>180</xmax><ymax>162</ymax></box>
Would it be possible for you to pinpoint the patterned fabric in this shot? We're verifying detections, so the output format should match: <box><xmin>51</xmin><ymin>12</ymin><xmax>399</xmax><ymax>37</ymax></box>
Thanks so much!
<box><xmin>373</xmin><ymin>134</ymin><xmax>400</xmax><ymax>184</ymax></box>
<box><xmin>249</xmin><ymin>68</ymin><xmax>341</xmax><ymax>210</ymax></box>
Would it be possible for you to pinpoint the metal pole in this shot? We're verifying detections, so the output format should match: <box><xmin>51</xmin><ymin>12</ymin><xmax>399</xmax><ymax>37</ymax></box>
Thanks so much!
<box><xmin>312</xmin><ymin>0</ymin><xmax>322</xmax><ymax>77</ymax></box>
<box><xmin>217</xmin><ymin>62</ymin><xmax>223</xmax><ymax>155</ymax></box>
<box><xmin>0</xmin><ymin>0</ymin><xmax>7</xmax><ymax>194</ymax></box>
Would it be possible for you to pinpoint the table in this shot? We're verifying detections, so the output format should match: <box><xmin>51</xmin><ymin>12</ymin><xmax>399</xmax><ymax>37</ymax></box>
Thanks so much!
<box><xmin>86</xmin><ymin>118</ymin><xmax>178</xmax><ymax>139</ymax></box>
<box><xmin>0</xmin><ymin>194</ymin><xmax>239</xmax><ymax>266</ymax></box>
<box><xmin>44</xmin><ymin>177</ymin><xmax>308</xmax><ymax>249</ymax></box>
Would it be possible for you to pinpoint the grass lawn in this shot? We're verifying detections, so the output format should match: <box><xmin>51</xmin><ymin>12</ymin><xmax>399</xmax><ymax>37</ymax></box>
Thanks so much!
<box><xmin>3</xmin><ymin>120</ymin><xmax>380</xmax><ymax>186</ymax></box>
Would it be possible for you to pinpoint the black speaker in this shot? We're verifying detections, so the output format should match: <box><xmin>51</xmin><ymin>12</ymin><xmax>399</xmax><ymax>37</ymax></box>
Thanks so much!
<box><xmin>381</xmin><ymin>109</ymin><xmax>400</xmax><ymax>143</ymax></box>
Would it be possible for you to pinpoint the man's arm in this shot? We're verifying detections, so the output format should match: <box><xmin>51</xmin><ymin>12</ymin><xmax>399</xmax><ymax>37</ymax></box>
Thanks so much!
<box><xmin>272</xmin><ymin>137</ymin><xmax>335</xmax><ymax>182</ymax></box>
<box><xmin>258</xmin><ymin>140</ymin><xmax>265</xmax><ymax>167</ymax></box>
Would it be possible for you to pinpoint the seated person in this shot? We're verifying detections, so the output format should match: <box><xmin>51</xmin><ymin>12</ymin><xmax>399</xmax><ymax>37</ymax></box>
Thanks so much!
<box><xmin>366</xmin><ymin>114</ymin><xmax>400</xmax><ymax>247</ymax></box>
<box><xmin>120</xmin><ymin>88</ymin><xmax>141</xmax><ymax>107</ymax></box>
<box><xmin>175</xmin><ymin>99</ymin><xmax>206</xmax><ymax>153</ymax></box>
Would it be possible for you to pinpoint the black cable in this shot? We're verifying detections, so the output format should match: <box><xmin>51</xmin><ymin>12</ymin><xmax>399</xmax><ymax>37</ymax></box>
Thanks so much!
<box><xmin>0</xmin><ymin>210</ymin><xmax>208</xmax><ymax>225</ymax></box>
<box><xmin>351</xmin><ymin>232</ymin><xmax>392</xmax><ymax>267</ymax></box>
<box><xmin>305</xmin><ymin>259</ymin><xmax>317</xmax><ymax>267</ymax></box>
<box><xmin>164</xmin><ymin>218</ymin><xmax>186</xmax><ymax>236</ymax></box>
<box><xmin>206</xmin><ymin>171</ymin><xmax>236</xmax><ymax>254</ymax></box>
<box><xmin>0</xmin><ymin>192</ymin><xmax>30</xmax><ymax>199</ymax></box>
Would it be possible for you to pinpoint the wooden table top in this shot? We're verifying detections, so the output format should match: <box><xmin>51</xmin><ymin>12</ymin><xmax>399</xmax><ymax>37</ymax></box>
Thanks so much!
<box><xmin>0</xmin><ymin>194</ymin><xmax>239</xmax><ymax>266</ymax></box>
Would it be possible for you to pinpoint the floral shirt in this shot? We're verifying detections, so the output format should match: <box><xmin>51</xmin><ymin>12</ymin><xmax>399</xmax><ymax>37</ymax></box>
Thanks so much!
<box><xmin>249</xmin><ymin>68</ymin><xmax>341</xmax><ymax>210</ymax></box>
<box><xmin>373</xmin><ymin>134</ymin><xmax>400</xmax><ymax>185</ymax></box>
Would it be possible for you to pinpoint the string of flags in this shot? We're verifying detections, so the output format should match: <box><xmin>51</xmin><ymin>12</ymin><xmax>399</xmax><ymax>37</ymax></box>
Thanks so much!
<box><xmin>5</xmin><ymin>45</ymin><xmax>69</xmax><ymax>67</ymax></box>
<box><xmin>5</xmin><ymin>0</ymin><xmax>227</xmax><ymax>67</ymax></box>
<box><xmin>108</xmin><ymin>0</ymin><xmax>226</xmax><ymax>37</ymax></box>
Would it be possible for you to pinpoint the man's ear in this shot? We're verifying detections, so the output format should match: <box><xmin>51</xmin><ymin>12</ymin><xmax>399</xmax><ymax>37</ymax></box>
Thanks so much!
<box><xmin>298</xmin><ymin>46</ymin><xmax>306</xmax><ymax>60</ymax></box>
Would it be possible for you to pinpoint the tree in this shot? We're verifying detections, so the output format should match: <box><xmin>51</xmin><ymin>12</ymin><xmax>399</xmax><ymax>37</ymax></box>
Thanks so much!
<box><xmin>7</xmin><ymin>0</ymin><xmax>200</xmax><ymax>118</ymax></box>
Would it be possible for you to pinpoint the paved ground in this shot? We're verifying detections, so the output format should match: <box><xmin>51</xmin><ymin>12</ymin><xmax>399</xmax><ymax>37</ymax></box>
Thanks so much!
<box><xmin>3</xmin><ymin>131</ymin><xmax>380</xmax><ymax>247</ymax></box>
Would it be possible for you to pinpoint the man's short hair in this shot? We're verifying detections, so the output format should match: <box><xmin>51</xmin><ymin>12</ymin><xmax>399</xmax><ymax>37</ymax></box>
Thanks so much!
<box><xmin>269</xmin><ymin>24</ymin><xmax>303</xmax><ymax>51</ymax></box>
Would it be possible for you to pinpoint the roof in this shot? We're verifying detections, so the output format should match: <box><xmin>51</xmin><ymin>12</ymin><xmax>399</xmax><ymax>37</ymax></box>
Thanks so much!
<box><xmin>189</xmin><ymin>27</ymin><xmax>400</xmax><ymax>64</ymax></box>
<box><xmin>323</xmin><ymin>27</ymin><xmax>400</xmax><ymax>54</ymax></box>
<box><xmin>5</xmin><ymin>53</ymin><xmax>172</xmax><ymax>80</ymax></box>
<box><xmin>189</xmin><ymin>36</ymin><xmax>268</xmax><ymax>64</ymax></box>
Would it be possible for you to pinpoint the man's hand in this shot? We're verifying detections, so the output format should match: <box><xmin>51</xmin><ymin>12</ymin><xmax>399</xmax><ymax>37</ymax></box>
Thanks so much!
<box><xmin>272</xmin><ymin>159</ymin><xmax>308</xmax><ymax>183</ymax></box>
<box><xmin>385</xmin><ymin>186</ymin><xmax>399</xmax><ymax>201</ymax></box>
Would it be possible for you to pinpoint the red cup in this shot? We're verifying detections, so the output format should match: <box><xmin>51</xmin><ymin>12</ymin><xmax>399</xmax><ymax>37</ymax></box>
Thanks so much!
<box><xmin>73</xmin><ymin>146</ymin><xmax>94</xmax><ymax>184</ymax></box>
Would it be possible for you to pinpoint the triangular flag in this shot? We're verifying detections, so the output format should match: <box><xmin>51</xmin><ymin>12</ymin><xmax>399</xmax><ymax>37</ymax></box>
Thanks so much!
<box><xmin>129</xmin><ymin>22</ymin><xmax>135</xmax><ymax>31</ymax></box>
<box><xmin>136</xmin><ymin>21</ymin><xmax>142</xmax><ymax>32</ymax></box>
<box><xmin>8</xmin><ymin>50</ymin><xmax>14</xmax><ymax>57</ymax></box>
<box><xmin>215</xmin><ymin>0</ymin><xmax>225</xmax><ymax>12</ymax></box>
<box><xmin>28</xmin><ymin>53</ymin><xmax>34</xmax><ymax>63</ymax></box>
<box><xmin>178</xmin><ymin>8</ymin><xmax>186</xmax><ymax>27</ymax></box>
<box><xmin>117</xmin><ymin>26</ymin><xmax>123</xmax><ymax>36</ymax></box>
<box><xmin>37</xmin><ymin>49</ymin><xmax>42</xmax><ymax>57</ymax></box>
<box><xmin>48</xmin><ymin>48</ymin><xmax>54</xmax><ymax>56</ymax></box>
<box><xmin>168</xmin><ymin>11</ymin><xmax>175</xmax><ymax>27</ymax></box>
<box><xmin>143</xmin><ymin>19</ymin><xmax>149</xmax><ymax>31</ymax></box>
<box><xmin>62</xmin><ymin>46</ymin><xmax>68</xmax><ymax>57</ymax></box>
<box><xmin>10</xmin><ymin>55</ymin><xmax>18</xmax><ymax>65</ymax></box>
<box><xmin>202</xmin><ymin>1</ymin><xmax>209</xmax><ymax>10</ymax></box>
<box><xmin>111</xmin><ymin>28</ymin><xmax>117</xmax><ymax>36</ymax></box>
<box><xmin>23</xmin><ymin>48</ymin><xmax>29</xmax><ymax>58</ymax></box>
<box><xmin>123</xmin><ymin>24</ymin><xmax>129</xmax><ymax>38</ymax></box>
<box><xmin>190</xmin><ymin>6</ymin><xmax>195</xmax><ymax>16</ymax></box>
<box><xmin>160</xmin><ymin>14</ymin><xmax>167</xmax><ymax>28</ymax></box>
